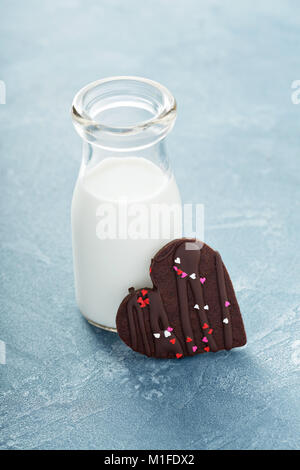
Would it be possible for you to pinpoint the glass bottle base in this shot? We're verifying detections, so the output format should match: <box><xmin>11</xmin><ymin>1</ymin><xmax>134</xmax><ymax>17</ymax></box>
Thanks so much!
<box><xmin>87</xmin><ymin>318</ymin><xmax>117</xmax><ymax>333</ymax></box>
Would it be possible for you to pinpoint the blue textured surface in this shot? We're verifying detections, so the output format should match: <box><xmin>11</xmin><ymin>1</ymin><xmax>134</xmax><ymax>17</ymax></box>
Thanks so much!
<box><xmin>1</xmin><ymin>0</ymin><xmax>300</xmax><ymax>450</ymax></box>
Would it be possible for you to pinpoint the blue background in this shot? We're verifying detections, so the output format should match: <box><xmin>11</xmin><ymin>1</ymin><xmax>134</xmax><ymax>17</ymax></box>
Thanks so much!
<box><xmin>0</xmin><ymin>0</ymin><xmax>300</xmax><ymax>450</ymax></box>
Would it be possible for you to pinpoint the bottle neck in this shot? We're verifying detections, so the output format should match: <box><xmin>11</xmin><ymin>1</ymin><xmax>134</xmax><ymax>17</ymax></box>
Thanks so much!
<box><xmin>81</xmin><ymin>138</ymin><xmax>171</xmax><ymax>177</ymax></box>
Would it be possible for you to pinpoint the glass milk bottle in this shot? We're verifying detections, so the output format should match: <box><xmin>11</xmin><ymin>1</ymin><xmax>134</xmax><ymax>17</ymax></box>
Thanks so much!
<box><xmin>71</xmin><ymin>77</ymin><xmax>182</xmax><ymax>331</ymax></box>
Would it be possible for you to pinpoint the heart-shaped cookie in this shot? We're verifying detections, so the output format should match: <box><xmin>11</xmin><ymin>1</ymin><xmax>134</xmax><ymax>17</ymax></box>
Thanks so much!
<box><xmin>116</xmin><ymin>238</ymin><xmax>247</xmax><ymax>359</ymax></box>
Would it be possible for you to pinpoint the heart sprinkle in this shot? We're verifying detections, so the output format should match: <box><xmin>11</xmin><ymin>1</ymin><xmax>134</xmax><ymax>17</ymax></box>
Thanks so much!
<box><xmin>164</xmin><ymin>330</ymin><xmax>171</xmax><ymax>338</ymax></box>
<box><xmin>225</xmin><ymin>301</ymin><xmax>230</xmax><ymax>307</ymax></box>
<box><xmin>223</xmin><ymin>318</ymin><xmax>229</xmax><ymax>324</ymax></box>
<box><xmin>202</xmin><ymin>337</ymin><xmax>208</xmax><ymax>343</ymax></box>
<box><xmin>186</xmin><ymin>337</ymin><xmax>192</xmax><ymax>343</ymax></box>
<box><xmin>173</xmin><ymin>266</ymin><xmax>187</xmax><ymax>278</ymax></box>
<box><xmin>204</xmin><ymin>347</ymin><xmax>210</xmax><ymax>352</ymax></box>
<box><xmin>208</xmin><ymin>329</ymin><xmax>213</xmax><ymax>334</ymax></box>
<box><xmin>167</xmin><ymin>326</ymin><xmax>173</xmax><ymax>332</ymax></box>
<box><xmin>189</xmin><ymin>273</ymin><xmax>196</xmax><ymax>279</ymax></box>
<box><xmin>176</xmin><ymin>353</ymin><xmax>183</xmax><ymax>359</ymax></box>
<box><xmin>202</xmin><ymin>323</ymin><xmax>209</xmax><ymax>329</ymax></box>
<box><xmin>200</xmin><ymin>277</ymin><xmax>206</xmax><ymax>284</ymax></box>
<box><xmin>192</xmin><ymin>346</ymin><xmax>198</xmax><ymax>352</ymax></box>
<box><xmin>170</xmin><ymin>338</ymin><xmax>176</xmax><ymax>344</ymax></box>
<box><xmin>204</xmin><ymin>305</ymin><xmax>209</xmax><ymax>310</ymax></box>
<box><xmin>194</xmin><ymin>304</ymin><xmax>200</xmax><ymax>310</ymax></box>
<box><xmin>174</xmin><ymin>257</ymin><xmax>180</xmax><ymax>264</ymax></box>
<box><xmin>141</xmin><ymin>289</ymin><xmax>148</xmax><ymax>297</ymax></box>
<box><xmin>137</xmin><ymin>297</ymin><xmax>146</xmax><ymax>308</ymax></box>
<box><xmin>153</xmin><ymin>333</ymin><xmax>160</xmax><ymax>339</ymax></box>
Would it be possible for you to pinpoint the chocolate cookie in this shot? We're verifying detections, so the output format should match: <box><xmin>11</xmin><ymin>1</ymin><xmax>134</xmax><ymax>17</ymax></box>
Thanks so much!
<box><xmin>116</xmin><ymin>239</ymin><xmax>246</xmax><ymax>358</ymax></box>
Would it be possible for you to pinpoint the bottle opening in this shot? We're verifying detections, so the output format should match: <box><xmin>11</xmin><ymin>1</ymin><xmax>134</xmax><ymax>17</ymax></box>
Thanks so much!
<box><xmin>71</xmin><ymin>76</ymin><xmax>177</xmax><ymax>150</ymax></box>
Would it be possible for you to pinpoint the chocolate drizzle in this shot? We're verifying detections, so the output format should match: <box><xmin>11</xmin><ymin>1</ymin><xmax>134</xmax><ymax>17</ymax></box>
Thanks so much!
<box><xmin>127</xmin><ymin>296</ymin><xmax>151</xmax><ymax>356</ymax></box>
<box><xmin>126</xmin><ymin>289</ymin><xmax>183</xmax><ymax>358</ymax></box>
<box><xmin>189</xmin><ymin>280</ymin><xmax>218</xmax><ymax>352</ymax></box>
<box><xmin>175</xmin><ymin>277</ymin><xmax>196</xmax><ymax>355</ymax></box>
<box><xmin>173</xmin><ymin>241</ymin><xmax>217</xmax><ymax>354</ymax></box>
<box><xmin>215</xmin><ymin>251</ymin><xmax>233</xmax><ymax>350</ymax></box>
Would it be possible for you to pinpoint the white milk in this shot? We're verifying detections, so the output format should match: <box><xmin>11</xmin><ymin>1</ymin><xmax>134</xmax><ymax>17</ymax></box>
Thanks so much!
<box><xmin>71</xmin><ymin>156</ymin><xmax>182</xmax><ymax>329</ymax></box>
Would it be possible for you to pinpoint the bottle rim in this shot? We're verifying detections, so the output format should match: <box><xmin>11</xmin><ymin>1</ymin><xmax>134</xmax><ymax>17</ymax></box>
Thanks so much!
<box><xmin>71</xmin><ymin>76</ymin><xmax>177</xmax><ymax>137</ymax></box>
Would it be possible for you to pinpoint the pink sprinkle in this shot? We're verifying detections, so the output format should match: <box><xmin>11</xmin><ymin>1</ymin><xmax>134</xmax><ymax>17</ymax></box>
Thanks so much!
<box><xmin>200</xmin><ymin>277</ymin><xmax>206</xmax><ymax>284</ymax></box>
<box><xmin>225</xmin><ymin>301</ymin><xmax>230</xmax><ymax>307</ymax></box>
<box><xmin>167</xmin><ymin>327</ymin><xmax>173</xmax><ymax>332</ymax></box>
<box><xmin>202</xmin><ymin>337</ymin><xmax>208</xmax><ymax>343</ymax></box>
<box><xmin>192</xmin><ymin>346</ymin><xmax>198</xmax><ymax>352</ymax></box>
